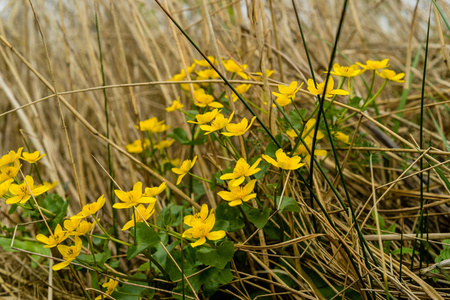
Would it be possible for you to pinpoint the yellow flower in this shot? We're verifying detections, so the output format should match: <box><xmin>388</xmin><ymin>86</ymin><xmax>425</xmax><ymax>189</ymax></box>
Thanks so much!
<box><xmin>327</xmin><ymin>63</ymin><xmax>363</xmax><ymax>77</ymax></box>
<box><xmin>0</xmin><ymin>164</ymin><xmax>21</xmax><ymax>182</ymax></box>
<box><xmin>356</xmin><ymin>59</ymin><xmax>389</xmax><ymax>70</ymax></box>
<box><xmin>0</xmin><ymin>178</ymin><xmax>13</xmax><ymax>197</ymax></box>
<box><xmin>306</xmin><ymin>77</ymin><xmax>349</xmax><ymax>98</ymax></box>
<box><xmin>262</xmin><ymin>148</ymin><xmax>304</xmax><ymax>170</ymax></box>
<box><xmin>376</xmin><ymin>69</ymin><xmax>405</xmax><ymax>83</ymax></box>
<box><xmin>136</xmin><ymin>117</ymin><xmax>169</xmax><ymax>133</ymax></box>
<box><xmin>171</xmin><ymin>63</ymin><xmax>196</xmax><ymax>81</ymax></box>
<box><xmin>193</xmin><ymin>89</ymin><xmax>223</xmax><ymax>108</ymax></box>
<box><xmin>172</xmin><ymin>156</ymin><xmax>197</xmax><ymax>185</ymax></box>
<box><xmin>52</xmin><ymin>236</ymin><xmax>83</xmax><ymax>271</ymax></box>
<box><xmin>223</xmin><ymin>59</ymin><xmax>247</xmax><ymax>73</ymax></box>
<box><xmin>218</xmin><ymin>179</ymin><xmax>257</xmax><ymax>206</ymax></box>
<box><xmin>292</xmin><ymin>119</ymin><xmax>328</xmax><ymax>163</ymax></box>
<box><xmin>125</xmin><ymin>139</ymin><xmax>150</xmax><ymax>154</ymax></box>
<box><xmin>95</xmin><ymin>278</ymin><xmax>119</xmax><ymax>300</ymax></box>
<box><xmin>272</xmin><ymin>81</ymin><xmax>302</xmax><ymax>106</ymax></box>
<box><xmin>182</xmin><ymin>204</ymin><xmax>226</xmax><ymax>247</ymax></box>
<box><xmin>113</xmin><ymin>182</ymin><xmax>156</xmax><ymax>209</ymax></box>
<box><xmin>64</xmin><ymin>219</ymin><xmax>95</xmax><ymax>236</ymax></box>
<box><xmin>0</xmin><ymin>147</ymin><xmax>23</xmax><ymax>168</ymax></box>
<box><xmin>36</xmin><ymin>224</ymin><xmax>68</xmax><ymax>248</ymax></box>
<box><xmin>155</xmin><ymin>139</ymin><xmax>175</xmax><ymax>150</ymax></box>
<box><xmin>20</xmin><ymin>151</ymin><xmax>46</xmax><ymax>163</ymax></box>
<box><xmin>144</xmin><ymin>182</ymin><xmax>166</xmax><ymax>197</ymax></box>
<box><xmin>187</xmin><ymin>109</ymin><xmax>221</xmax><ymax>125</ymax></box>
<box><xmin>122</xmin><ymin>203</ymin><xmax>156</xmax><ymax>231</ymax></box>
<box><xmin>220</xmin><ymin>158</ymin><xmax>261</xmax><ymax>187</ymax></box>
<box><xmin>295</xmin><ymin>143</ymin><xmax>327</xmax><ymax>164</ymax></box>
<box><xmin>222</xmin><ymin>116</ymin><xmax>256</xmax><ymax>137</ymax></box>
<box><xmin>7</xmin><ymin>175</ymin><xmax>49</xmax><ymax>204</ymax></box>
<box><xmin>163</xmin><ymin>158</ymin><xmax>180</xmax><ymax>167</ymax></box>
<box><xmin>199</xmin><ymin>112</ymin><xmax>234</xmax><ymax>135</ymax></box>
<box><xmin>43</xmin><ymin>181</ymin><xmax>58</xmax><ymax>191</ymax></box>
<box><xmin>194</xmin><ymin>56</ymin><xmax>217</xmax><ymax>67</ymax></box>
<box><xmin>236</xmin><ymin>69</ymin><xmax>274</xmax><ymax>80</ymax></box>
<box><xmin>71</xmin><ymin>195</ymin><xmax>106</xmax><ymax>219</ymax></box>
<box><xmin>333</xmin><ymin>131</ymin><xmax>350</xmax><ymax>144</ymax></box>
<box><xmin>196</xmin><ymin>69</ymin><xmax>220</xmax><ymax>81</ymax></box>
<box><xmin>271</xmin><ymin>80</ymin><xmax>304</xmax><ymax>106</ymax></box>
<box><xmin>226</xmin><ymin>84</ymin><xmax>251</xmax><ymax>102</ymax></box>
<box><xmin>166</xmin><ymin>97</ymin><xmax>184</xmax><ymax>112</ymax></box>
<box><xmin>301</xmin><ymin>119</ymin><xmax>325</xmax><ymax>141</ymax></box>
<box><xmin>286</xmin><ymin>129</ymin><xmax>298</xmax><ymax>138</ymax></box>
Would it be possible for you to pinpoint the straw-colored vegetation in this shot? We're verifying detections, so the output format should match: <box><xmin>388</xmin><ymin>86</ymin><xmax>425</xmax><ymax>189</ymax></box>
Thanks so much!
<box><xmin>1</xmin><ymin>0</ymin><xmax>450</xmax><ymax>299</ymax></box>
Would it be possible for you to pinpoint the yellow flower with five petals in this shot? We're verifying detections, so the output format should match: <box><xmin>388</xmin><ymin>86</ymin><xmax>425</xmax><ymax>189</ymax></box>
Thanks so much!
<box><xmin>95</xmin><ymin>278</ymin><xmax>119</xmax><ymax>300</ymax></box>
<box><xmin>220</xmin><ymin>158</ymin><xmax>261</xmax><ymax>187</ymax></box>
<box><xmin>21</xmin><ymin>151</ymin><xmax>46</xmax><ymax>163</ymax></box>
<box><xmin>172</xmin><ymin>156</ymin><xmax>197</xmax><ymax>185</ymax></box>
<box><xmin>122</xmin><ymin>203</ymin><xmax>156</xmax><ymax>231</ymax></box>
<box><xmin>200</xmin><ymin>112</ymin><xmax>234</xmax><ymax>135</ymax></box>
<box><xmin>187</xmin><ymin>109</ymin><xmax>221</xmax><ymax>125</ymax></box>
<box><xmin>36</xmin><ymin>224</ymin><xmax>68</xmax><ymax>248</ymax></box>
<box><xmin>166</xmin><ymin>97</ymin><xmax>184</xmax><ymax>112</ymax></box>
<box><xmin>376</xmin><ymin>69</ymin><xmax>405</xmax><ymax>83</ymax></box>
<box><xmin>306</xmin><ymin>77</ymin><xmax>349</xmax><ymax>98</ymax></box>
<box><xmin>144</xmin><ymin>182</ymin><xmax>166</xmax><ymax>197</ymax></box>
<box><xmin>218</xmin><ymin>179</ymin><xmax>257</xmax><ymax>206</ymax></box>
<box><xmin>193</xmin><ymin>89</ymin><xmax>223</xmax><ymax>108</ymax></box>
<box><xmin>356</xmin><ymin>59</ymin><xmax>389</xmax><ymax>70</ymax></box>
<box><xmin>71</xmin><ymin>195</ymin><xmax>106</xmax><ymax>219</ymax></box>
<box><xmin>182</xmin><ymin>204</ymin><xmax>226</xmax><ymax>247</ymax></box>
<box><xmin>0</xmin><ymin>148</ymin><xmax>23</xmax><ymax>168</ymax></box>
<box><xmin>7</xmin><ymin>175</ymin><xmax>49</xmax><ymax>204</ymax></box>
<box><xmin>327</xmin><ymin>63</ymin><xmax>363</xmax><ymax>77</ymax></box>
<box><xmin>113</xmin><ymin>182</ymin><xmax>156</xmax><ymax>209</ymax></box>
<box><xmin>222</xmin><ymin>116</ymin><xmax>256</xmax><ymax>137</ymax></box>
<box><xmin>52</xmin><ymin>236</ymin><xmax>83</xmax><ymax>271</ymax></box>
<box><xmin>262</xmin><ymin>149</ymin><xmax>304</xmax><ymax>170</ymax></box>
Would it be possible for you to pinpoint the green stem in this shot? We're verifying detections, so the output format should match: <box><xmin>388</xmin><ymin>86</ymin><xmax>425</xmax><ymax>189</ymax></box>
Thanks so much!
<box><xmin>91</xmin><ymin>215</ymin><xmax>131</xmax><ymax>246</ymax></box>
<box><xmin>188</xmin><ymin>172</ymin><xmax>212</xmax><ymax>184</ymax></box>
<box><xmin>365</xmin><ymin>70</ymin><xmax>376</xmax><ymax>101</ymax></box>
<box><xmin>361</xmin><ymin>79</ymin><xmax>388</xmax><ymax>110</ymax></box>
<box><xmin>88</xmin><ymin>234</ymin><xmax>132</xmax><ymax>247</ymax></box>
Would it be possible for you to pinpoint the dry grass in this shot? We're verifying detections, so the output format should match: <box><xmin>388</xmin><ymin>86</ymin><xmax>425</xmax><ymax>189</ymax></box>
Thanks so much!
<box><xmin>1</xmin><ymin>0</ymin><xmax>450</xmax><ymax>299</ymax></box>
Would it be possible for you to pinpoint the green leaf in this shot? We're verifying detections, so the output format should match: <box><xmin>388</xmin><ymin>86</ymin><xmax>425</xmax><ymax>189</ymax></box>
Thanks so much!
<box><xmin>265</xmin><ymin>141</ymin><xmax>278</xmax><ymax>158</ymax></box>
<box><xmin>443</xmin><ymin>239</ymin><xmax>450</xmax><ymax>250</ymax></box>
<box><xmin>391</xmin><ymin>247</ymin><xmax>419</xmax><ymax>255</ymax></box>
<box><xmin>165</xmin><ymin>246</ymin><xmax>199</xmax><ymax>282</ymax></box>
<box><xmin>215</xmin><ymin>203</ymin><xmax>244</xmax><ymax>232</ymax></box>
<box><xmin>169</xmin><ymin>128</ymin><xmax>208</xmax><ymax>146</ymax></box>
<box><xmin>0</xmin><ymin>237</ymin><xmax>51</xmax><ymax>269</ymax></box>
<box><xmin>347</xmin><ymin>96</ymin><xmax>362</xmax><ymax>108</ymax></box>
<box><xmin>277</xmin><ymin>196</ymin><xmax>300</xmax><ymax>213</ymax></box>
<box><xmin>387</xmin><ymin>222</ymin><xmax>397</xmax><ymax>233</ymax></box>
<box><xmin>127</xmin><ymin>223</ymin><xmax>160</xmax><ymax>259</ymax></box>
<box><xmin>154</xmin><ymin>240</ymin><xmax>180</xmax><ymax>269</ymax></box>
<box><xmin>254</xmin><ymin>161</ymin><xmax>270</xmax><ymax>180</ymax></box>
<box><xmin>247</xmin><ymin>207</ymin><xmax>271</xmax><ymax>229</ymax></box>
<box><xmin>371</xmin><ymin>211</ymin><xmax>386</xmax><ymax>229</ymax></box>
<box><xmin>196</xmin><ymin>240</ymin><xmax>234</xmax><ymax>269</ymax></box>
<box><xmin>288</xmin><ymin>109</ymin><xmax>307</xmax><ymax>129</ymax></box>
<box><xmin>200</xmin><ymin>267</ymin><xmax>233</xmax><ymax>297</ymax></box>
<box><xmin>169</xmin><ymin>128</ymin><xmax>190</xmax><ymax>144</ymax></box>
<box><xmin>111</xmin><ymin>274</ymin><xmax>148</xmax><ymax>300</ymax></box>
<box><xmin>79</xmin><ymin>249</ymin><xmax>111</xmax><ymax>267</ymax></box>
<box><xmin>185</xmin><ymin>110</ymin><xmax>199</xmax><ymax>122</ymax></box>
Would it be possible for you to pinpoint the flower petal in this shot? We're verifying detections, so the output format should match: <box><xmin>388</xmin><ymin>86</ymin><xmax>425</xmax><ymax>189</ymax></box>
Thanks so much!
<box><xmin>190</xmin><ymin>237</ymin><xmax>206</xmax><ymax>248</ymax></box>
<box><xmin>206</xmin><ymin>230</ymin><xmax>226</xmax><ymax>241</ymax></box>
